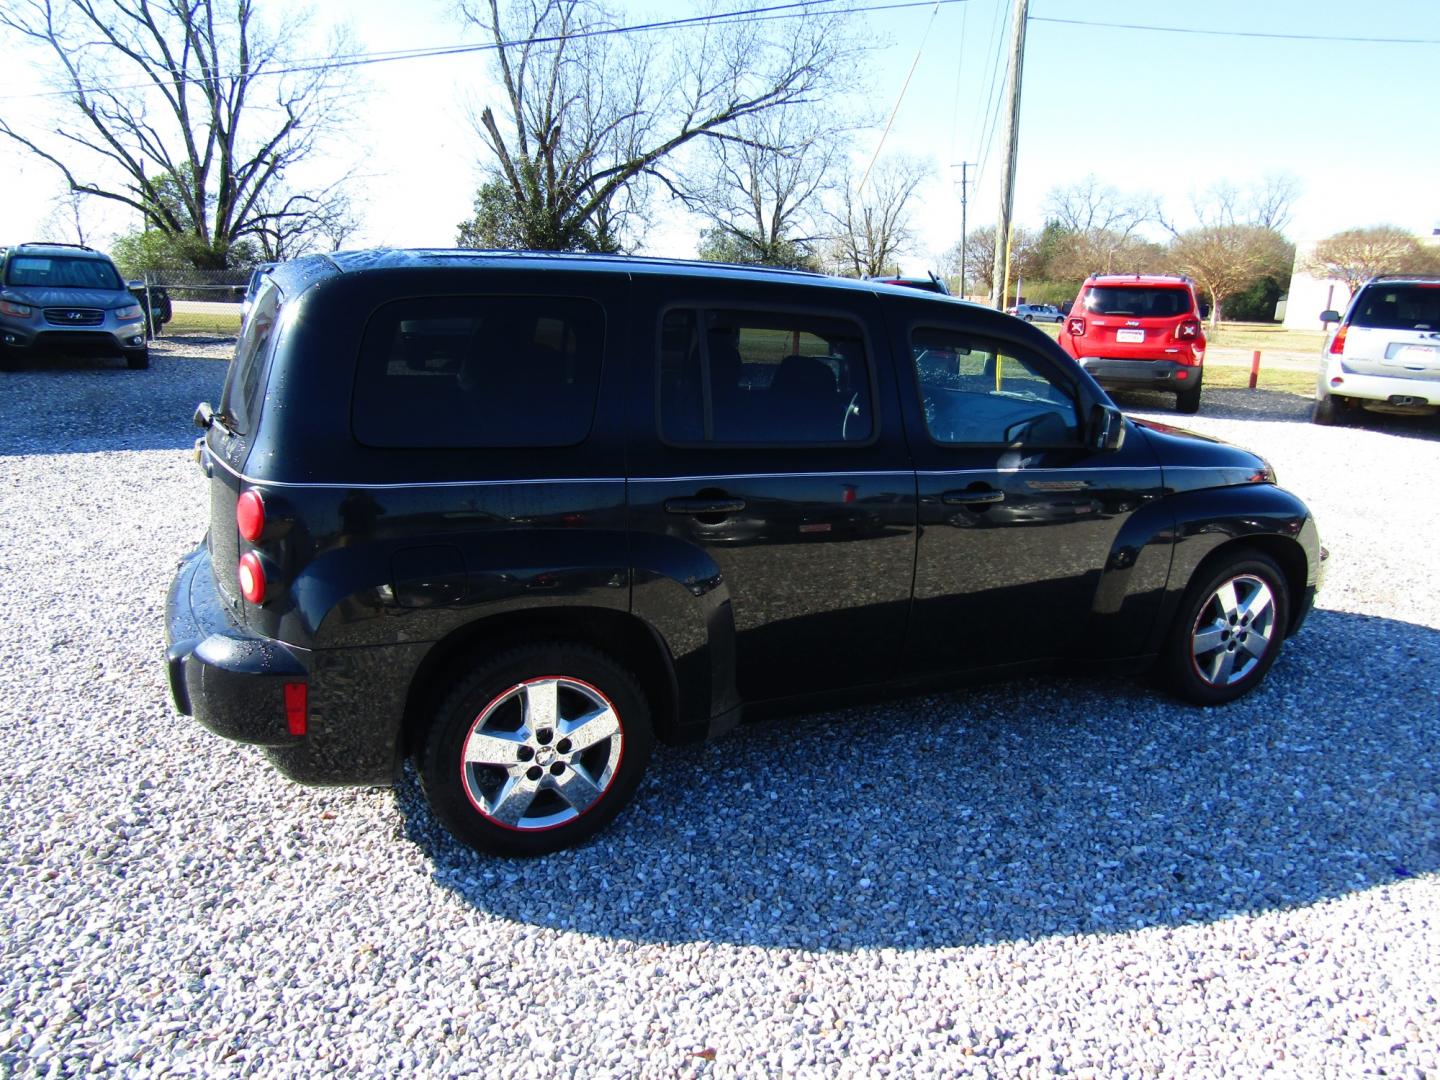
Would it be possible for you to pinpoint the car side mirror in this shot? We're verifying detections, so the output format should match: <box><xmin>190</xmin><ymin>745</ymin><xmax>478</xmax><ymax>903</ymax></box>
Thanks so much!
<box><xmin>1319</xmin><ymin>309</ymin><xmax>1341</xmax><ymax>325</ymax></box>
<box><xmin>1090</xmin><ymin>404</ymin><xmax>1126</xmax><ymax>452</ymax></box>
<box><xmin>1198</xmin><ymin>303</ymin><xmax>1211</xmax><ymax>319</ymax></box>
<box><xmin>127</xmin><ymin>280</ymin><xmax>145</xmax><ymax>291</ymax></box>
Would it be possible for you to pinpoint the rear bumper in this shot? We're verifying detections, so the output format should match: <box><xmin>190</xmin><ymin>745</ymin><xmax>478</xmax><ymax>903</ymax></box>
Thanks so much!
<box><xmin>1319</xmin><ymin>358</ymin><xmax>1440</xmax><ymax>407</ymax></box>
<box><xmin>166</xmin><ymin>545</ymin><xmax>310</xmax><ymax>746</ymax></box>
<box><xmin>1078</xmin><ymin>357</ymin><xmax>1201</xmax><ymax>390</ymax></box>
<box><xmin>166</xmin><ymin>545</ymin><xmax>422</xmax><ymax>786</ymax></box>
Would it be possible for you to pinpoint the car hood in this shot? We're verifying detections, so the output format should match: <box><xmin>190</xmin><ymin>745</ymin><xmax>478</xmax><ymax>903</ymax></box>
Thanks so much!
<box><xmin>1131</xmin><ymin>417</ymin><xmax>1275</xmax><ymax>492</ymax></box>
<box><xmin>2</xmin><ymin>287</ymin><xmax>133</xmax><ymax>309</ymax></box>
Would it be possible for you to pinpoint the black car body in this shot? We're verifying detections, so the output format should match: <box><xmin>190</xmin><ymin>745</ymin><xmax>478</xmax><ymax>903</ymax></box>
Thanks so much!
<box><xmin>166</xmin><ymin>251</ymin><xmax>1324</xmax><ymax>855</ymax></box>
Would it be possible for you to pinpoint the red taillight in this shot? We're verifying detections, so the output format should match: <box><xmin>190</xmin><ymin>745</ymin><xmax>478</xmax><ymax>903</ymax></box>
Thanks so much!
<box><xmin>1176</xmin><ymin>318</ymin><xmax>1200</xmax><ymax>340</ymax></box>
<box><xmin>238</xmin><ymin>551</ymin><xmax>267</xmax><ymax>604</ymax></box>
<box><xmin>1066</xmin><ymin>316</ymin><xmax>1085</xmax><ymax>336</ymax></box>
<box><xmin>1329</xmin><ymin>325</ymin><xmax>1349</xmax><ymax>355</ymax></box>
<box><xmin>236</xmin><ymin>489</ymin><xmax>266</xmax><ymax>542</ymax></box>
<box><xmin>283</xmin><ymin>682</ymin><xmax>308</xmax><ymax>736</ymax></box>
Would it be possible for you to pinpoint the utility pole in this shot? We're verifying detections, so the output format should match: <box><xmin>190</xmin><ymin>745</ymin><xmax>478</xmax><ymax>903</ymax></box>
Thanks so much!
<box><xmin>953</xmin><ymin>161</ymin><xmax>973</xmax><ymax>298</ymax></box>
<box><xmin>989</xmin><ymin>0</ymin><xmax>1028</xmax><ymax>310</ymax></box>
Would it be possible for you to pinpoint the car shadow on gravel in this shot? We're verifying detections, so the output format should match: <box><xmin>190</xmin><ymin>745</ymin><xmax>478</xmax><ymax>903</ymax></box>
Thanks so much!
<box><xmin>0</xmin><ymin>352</ymin><xmax>227</xmax><ymax>456</ymax></box>
<box><xmin>398</xmin><ymin>608</ymin><xmax>1439</xmax><ymax>952</ymax></box>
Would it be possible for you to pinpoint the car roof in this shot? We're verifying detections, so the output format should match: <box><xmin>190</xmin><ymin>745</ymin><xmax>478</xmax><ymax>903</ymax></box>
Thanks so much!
<box><xmin>1361</xmin><ymin>275</ymin><xmax>1440</xmax><ymax>288</ymax></box>
<box><xmin>293</xmin><ymin>248</ymin><xmax>976</xmax><ymax>303</ymax></box>
<box><xmin>8</xmin><ymin>242</ymin><xmax>112</xmax><ymax>260</ymax></box>
<box><xmin>1085</xmin><ymin>274</ymin><xmax>1192</xmax><ymax>288</ymax></box>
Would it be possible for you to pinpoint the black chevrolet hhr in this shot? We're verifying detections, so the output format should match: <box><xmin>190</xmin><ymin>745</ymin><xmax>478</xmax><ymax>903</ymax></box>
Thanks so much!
<box><xmin>166</xmin><ymin>251</ymin><xmax>1324</xmax><ymax>856</ymax></box>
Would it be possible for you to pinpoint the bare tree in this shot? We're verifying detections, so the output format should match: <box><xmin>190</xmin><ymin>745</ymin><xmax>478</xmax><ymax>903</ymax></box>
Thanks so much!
<box><xmin>683</xmin><ymin>104</ymin><xmax>849</xmax><ymax>268</ymax></box>
<box><xmin>941</xmin><ymin>223</ymin><xmax>1045</xmax><ymax>297</ymax></box>
<box><xmin>1043</xmin><ymin>175</ymin><xmax>1156</xmax><ymax>275</ymax></box>
<box><xmin>0</xmin><ymin>0</ymin><xmax>356</xmax><ymax>268</ymax></box>
<box><xmin>250</xmin><ymin>183</ymin><xmax>359</xmax><ymax>260</ymax></box>
<box><xmin>457</xmin><ymin>0</ymin><xmax>856</xmax><ymax>252</ymax></box>
<box><xmin>1302</xmin><ymin>225</ymin><xmax>1440</xmax><ymax>293</ymax></box>
<box><xmin>1181</xmin><ymin>172</ymin><xmax>1302</xmax><ymax>233</ymax></box>
<box><xmin>36</xmin><ymin>188</ymin><xmax>96</xmax><ymax>246</ymax></box>
<box><xmin>824</xmin><ymin>156</ymin><xmax>929</xmax><ymax>278</ymax></box>
<box><xmin>1168</xmin><ymin>225</ymin><xmax>1292</xmax><ymax>330</ymax></box>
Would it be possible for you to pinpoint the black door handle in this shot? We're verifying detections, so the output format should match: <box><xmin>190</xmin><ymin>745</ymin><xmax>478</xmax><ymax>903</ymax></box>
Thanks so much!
<box><xmin>665</xmin><ymin>497</ymin><xmax>747</xmax><ymax>515</ymax></box>
<box><xmin>942</xmin><ymin>489</ymin><xmax>1005</xmax><ymax>506</ymax></box>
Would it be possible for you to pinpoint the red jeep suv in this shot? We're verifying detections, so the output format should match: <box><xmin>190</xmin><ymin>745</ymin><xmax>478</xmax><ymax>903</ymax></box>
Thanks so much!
<box><xmin>1059</xmin><ymin>274</ymin><xmax>1207</xmax><ymax>414</ymax></box>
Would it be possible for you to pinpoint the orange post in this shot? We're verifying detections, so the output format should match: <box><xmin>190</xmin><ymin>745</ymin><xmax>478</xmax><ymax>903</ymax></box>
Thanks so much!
<box><xmin>1249</xmin><ymin>350</ymin><xmax>1261</xmax><ymax>389</ymax></box>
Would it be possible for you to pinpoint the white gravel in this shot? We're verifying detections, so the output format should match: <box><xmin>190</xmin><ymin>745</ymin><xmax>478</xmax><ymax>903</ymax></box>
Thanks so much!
<box><xmin>0</xmin><ymin>342</ymin><xmax>1436</xmax><ymax>1077</ymax></box>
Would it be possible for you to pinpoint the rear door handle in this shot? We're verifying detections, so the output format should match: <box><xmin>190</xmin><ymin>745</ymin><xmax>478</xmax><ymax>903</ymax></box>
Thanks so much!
<box><xmin>665</xmin><ymin>497</ymin><xmax>747</xmax><ymax>515</ymax></box>
<box><xmin>942</xmin><ymin>489</ymin><xmax>1005</xmax><ymax>506</ymax></box>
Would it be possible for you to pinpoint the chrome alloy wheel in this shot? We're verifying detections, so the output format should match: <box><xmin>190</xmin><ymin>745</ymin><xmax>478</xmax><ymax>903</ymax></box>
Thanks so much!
<box><xmin>460</xmin><ymin>676</ymin><xmax>624</xmax><ymax>831</ymax></box>
<box><xmin>1189</xmin><ymin>573</ymin><xmax>1277</xmax><ymax>688</ymax></box>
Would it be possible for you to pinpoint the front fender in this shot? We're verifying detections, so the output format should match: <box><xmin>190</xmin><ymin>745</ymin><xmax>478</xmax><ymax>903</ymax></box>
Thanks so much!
<box><xmin>1087</xmin><ymin>482</ymin><xmax>1320</xmax><ymax>660</ymax></box>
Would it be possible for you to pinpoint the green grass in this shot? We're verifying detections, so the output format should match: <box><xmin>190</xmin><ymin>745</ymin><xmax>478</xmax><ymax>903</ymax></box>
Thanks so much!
<box><xmin>1206</xmin><ymin>322</ymin><xmax>1325</xmax><ymax>352</ymax></box>
<box><xmin>163</xmin><ymin>310</ymin><xmax>241</xmax><ymax>336</ymax></box>
<box><xmin>1202</xmin><ymin>365</ymin><xmax>1314</xmax><ymax>395</ymax></box>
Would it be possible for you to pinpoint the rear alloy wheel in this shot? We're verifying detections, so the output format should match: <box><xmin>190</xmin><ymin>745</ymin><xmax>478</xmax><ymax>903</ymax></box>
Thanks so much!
<box><xmin>1162</xmin><ymin>550</ymin><xmax>1289</xmax><ymax>705</ymax></box>
<box><xmin>420</xmin><ymin>643</ymin><xmax>653</xmax><ymax>856</ymax></box>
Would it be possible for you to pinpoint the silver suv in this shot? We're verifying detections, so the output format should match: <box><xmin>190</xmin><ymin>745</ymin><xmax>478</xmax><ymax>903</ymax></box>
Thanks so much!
<box><xmin>0</xmin><ymin>242</ymin><xmax>149</xmax><ymax>370</ymax></box>
<box><xmin>1315</xmin><ymin>276</ymin><xmax>1440</xmax><ymax>424</ymax></box>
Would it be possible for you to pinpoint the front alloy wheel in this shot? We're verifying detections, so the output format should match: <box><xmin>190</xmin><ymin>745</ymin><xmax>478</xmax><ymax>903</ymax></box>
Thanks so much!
<box><xmin>1188</xmin><ymin>574</ymin><xmax>1277</xmax><ymax>689</ymax></box>
<box><xmin>420</xmin><ymin>643</ymin><xmax>653</xmax><ymax>856</ymax></box>
<box><xmin>1162</xmin><ymin>549</ymin><xmax>1290</xmax><ymax>705</ymax></box>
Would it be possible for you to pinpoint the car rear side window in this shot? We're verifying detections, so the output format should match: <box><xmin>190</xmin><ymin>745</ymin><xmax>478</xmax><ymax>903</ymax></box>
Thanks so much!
<box><xmin>1351</xmin><ymin>285</ymin><xmax>1440</xmax><ymax>331</ymax></box>
<box><xmin>658</xmin><ymin>308</ymin><xmax>873</xmax><ymax>445</ymax></box>
<box><xmin>1084</xmin><ymin>287</ymin><xmax>1192</xmax><ymax>317</ymax></box>
<box><xmin>353</xmin><ymin>295</ymin><xmax>604</xmax><ymax>449</ymax></box>
<box><xmin>220</xmin><ymin>278</ymin><xmax>283</xmax><ymax>435</ymax></box>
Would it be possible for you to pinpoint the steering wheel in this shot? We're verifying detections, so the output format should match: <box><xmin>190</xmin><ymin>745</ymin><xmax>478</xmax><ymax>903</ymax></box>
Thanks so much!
<box><xmin>842</xmin><ymin>392</ymin><xmax>861</xmax><ymax>440</ymax></box>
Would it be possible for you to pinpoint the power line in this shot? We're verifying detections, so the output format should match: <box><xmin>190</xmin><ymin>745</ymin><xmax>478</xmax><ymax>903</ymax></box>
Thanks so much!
<box><xmin>857</xmin><ymin>0</ymin><xmax>943</xmax><ymax>194</ymax></box>
<box><xmin>968</xmin><ymin>0</ymin><xmax>1009</xmax><ymax>178</ymax></box>
<box><xmin>1030</xmin><ymin>15</ymin><xmax>1440</xmax><ymax>45</ymax></box>
<box><xmin>0</xmin><ymin>0</ymin><xmax>971</xmax><ymax>102</ymax></box>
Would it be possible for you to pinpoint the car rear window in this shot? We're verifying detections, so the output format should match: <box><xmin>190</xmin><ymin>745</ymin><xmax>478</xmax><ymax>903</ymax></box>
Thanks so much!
<box><xmin>6</xmin><ymin>255</ymin><xmax>122</xmax><ymax>290</ymax></box>
<box><xmin>353</xmin><ymin>295</ymin><xmax>604</xmax><ymax>449</ymax></box>
<box><xmin>1084</xmin><ymin>286</ymin><xmax>1192</xmax><ymax>318</ymax></box>
<box><xmin>1351</xmin><ymin>285</ymin><xmax>1440</xmax><ymax>331</ymax></box>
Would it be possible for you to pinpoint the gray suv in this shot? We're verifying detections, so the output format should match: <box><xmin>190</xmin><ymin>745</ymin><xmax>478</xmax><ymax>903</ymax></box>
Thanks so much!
<box><xmin>0</xmin><ymin>242</ymin><xmax>149</xmax><ymax>370</ymax></box>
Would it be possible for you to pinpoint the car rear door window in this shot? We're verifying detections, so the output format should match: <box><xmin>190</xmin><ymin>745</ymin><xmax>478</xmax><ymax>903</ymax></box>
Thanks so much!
<box><xmin>658</xmin><ymin>308</ymin><xmax>873</xmax><ymax>444</ymax></box>
<box><xmin>911</xmin><ymin>328</ymin><xmax>1079</xmax><ymax>446</ymax></box>
<box><xmin>353</xmin><ymin>296</ymin><xmax>604</xmax><ymax>448</ymax></box>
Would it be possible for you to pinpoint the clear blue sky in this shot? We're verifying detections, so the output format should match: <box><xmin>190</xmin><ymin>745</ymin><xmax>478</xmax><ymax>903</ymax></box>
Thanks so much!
<box><xmin>0</xmin><ymin>0</ymin><xmax>1435</xmax><ymax>268</ymax></box>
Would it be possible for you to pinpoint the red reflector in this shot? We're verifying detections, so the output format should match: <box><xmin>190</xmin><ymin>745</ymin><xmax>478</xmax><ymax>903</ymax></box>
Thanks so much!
<box><xmin>238</xmin><ymin>551</ymin><xmax>267</xmax><ymax>604</ymax></box>
<box><xmin>284</xmin><ymin>682</ymin><xmax>307</xmax><ymax>736</ymax></box>
<box><xmin>1175</xmin><ymin>370</ymin><xmax>1189</xmax><ymax>380</ymax></box>
<box><xmin>236</xmin><ymin>489</ymin><xmax>266</xmax><ymax>543</ymax></box>
<box><xmin>1331</xmin><ymin>377</ymin><xmax>1345</xmax><ymax>387</ymax></box>
<box><xmin>1329</xmin><ymin>326</ymin><xmax>1348</xmax><ymax>356</ymax></box>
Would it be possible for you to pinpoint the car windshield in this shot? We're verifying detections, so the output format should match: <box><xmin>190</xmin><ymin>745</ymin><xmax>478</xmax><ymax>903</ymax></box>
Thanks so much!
<box><xmin>6</xmin><ymin>255</ymin><xmax>122</xmax><ymax>290</ymax></box>
<box><xmin>1351</xmin><ymin>284</ymin><xmax>1440</xmax><ymax>331</ymax></box>
<box><xmin>1085</xmin><ymin>286</ymin><xmax>1191</xmax><ymax>318</ymax></box>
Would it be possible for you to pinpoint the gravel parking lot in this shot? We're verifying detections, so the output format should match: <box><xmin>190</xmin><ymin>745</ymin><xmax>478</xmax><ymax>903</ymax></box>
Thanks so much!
<box><xmin>1</xmin><ymin>339</ymin><xmax>1436</xmax><ymax>1077</ymax></box>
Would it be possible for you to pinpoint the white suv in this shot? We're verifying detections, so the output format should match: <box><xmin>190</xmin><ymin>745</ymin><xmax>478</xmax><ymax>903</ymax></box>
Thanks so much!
<box><xmin>1314</xmin><ymin>276</ymin><xmax>1440</xmax><ymax>424</ymax></box>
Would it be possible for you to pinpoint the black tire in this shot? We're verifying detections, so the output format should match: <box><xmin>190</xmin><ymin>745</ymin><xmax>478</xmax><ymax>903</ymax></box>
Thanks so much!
<box><xmin>419</xmin><ymin>643</ymin><xmax>654</xmax><ymax>856</ymax></box>
<box><xmin>1312</xmin><ymin>394</ymin><xmax>1355</xmax><ymax>426</ymax></box>
<box><xmin>125</xmin><ymin>348</ymin><xmax>149</xmax><ymax>370</ymax></box>
<box><xmin>1176</xmin><ymin>381</ymin><xmax>1202</xmax><ymax>415</ymax></box>
<box><xmin>1024</xmin><ymin>315</ymin><xmax>1034</xmax><ymax>323</ymax></box>
<box><xmin>1161</xmin><ymin>549</ymin><xmax>1290</xmax><ymax>706</ymax></box>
